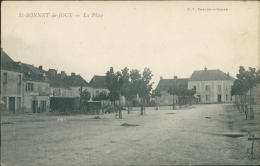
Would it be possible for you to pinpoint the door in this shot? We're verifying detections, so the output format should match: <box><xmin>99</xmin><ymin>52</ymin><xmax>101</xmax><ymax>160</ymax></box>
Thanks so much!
<box><xmin>9</xmin><ymin>97</ymin><xmax>15</xmax><ymax>114</ymax></box>
<box><xmin>41</xmin><ymin>100</ymin><xmax>46</xmax><ymax>112</ymax></box>
<box><xmin>218</xmin><ymin>95</ymin><xmax>221</xmax><ymax>102</ymax></box>
<box><xmin>32</xmin><ymin>100</ymin><xmax>38</xmax><ymax>113</ymax></box>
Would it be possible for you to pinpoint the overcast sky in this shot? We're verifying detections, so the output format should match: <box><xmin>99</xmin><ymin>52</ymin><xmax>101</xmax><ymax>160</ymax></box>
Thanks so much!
<box><xmin>2</xmin><ymin>1</ymin><xmax>259</xmax><ymax>88</ymax></box>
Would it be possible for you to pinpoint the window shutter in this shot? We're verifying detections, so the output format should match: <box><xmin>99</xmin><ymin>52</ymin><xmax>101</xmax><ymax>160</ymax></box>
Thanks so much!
<box><xmin>33</xmin><ymin>83</ymin><xmax>36</xmax><ymax>92</ymax></box>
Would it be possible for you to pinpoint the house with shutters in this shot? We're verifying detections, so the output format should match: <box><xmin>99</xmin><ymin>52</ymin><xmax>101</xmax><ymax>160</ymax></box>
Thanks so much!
<box><xmin>21</xmin><ymin>63</ymin><xmax>51</xmax><ymax>113</ymax></box>
<box><xmin>1</xmin><ymin>48</ymin><xmax>25</xmax><ymax>114</ymax></box>
<box><xmin>188</xmin><ymin>67</ymin><xmax>235</xmax><ymax>103</ymax></box>
<box><xmin>155</xmin><ymin>76</ymin><xmax>189</xmax><ymax>106</ymax></box>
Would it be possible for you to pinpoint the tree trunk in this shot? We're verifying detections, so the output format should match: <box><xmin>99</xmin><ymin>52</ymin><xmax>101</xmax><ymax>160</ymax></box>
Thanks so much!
<box><xmin>249</xmin><ymin>88</ymin><xmax>252</xmax><ymax>109</ymax></box>
<box><xmin>140</xmin><ymin>98</ymin><xmax>144</xmax><ymax>115</ymax></box>
<box><xmin>156</xmin><ymin>96</ymin><xmax>158</xmax><ymax>110</ymax></box>
<box><xmin>172</xmin><ymin>95</ymin><xmax>175</xmax><ymax>110</ymax></box>
<box><xmin>127</xmin><ymin>101</ymin><xmax>130</xmax><ymax>114</ymax></box>
<box><xmin>244</xmin><ymin>92</ymin><xmax>247</xmax><ymax>113</ymax></box>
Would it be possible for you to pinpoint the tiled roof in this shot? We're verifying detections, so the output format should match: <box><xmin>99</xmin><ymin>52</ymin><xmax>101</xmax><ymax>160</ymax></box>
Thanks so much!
<box><xmin>21</xmin><ymin>63</ymin><xmax>51</xmax><ymax>83</ymax></box>
<box><xmin>155</xmin><ymin>78</ymin><xmax>189</xmax><ymax>91</ymax></box>
<box><xmin>38</xmin><ymin>69</ymin><xmax>70</xmax><ymax>89</ymax></box>
<box><xmin>1</xmin><ymin>50</ymin><xmax>23</xmax><ymax>72</ymax></box>
<box><xmin>189</xmin><ymin>69</ymin><xmax>235</xmax><ymax>82</ymax></box>
<box><xmin>89</xmin><ymin>75</ymin><xmax>107</xmax><ymax>89</ymax></box>
<box><xmin>63</xmin><ymin>75</ymin><xmax>89</xmax><ymax>86</ymax></box>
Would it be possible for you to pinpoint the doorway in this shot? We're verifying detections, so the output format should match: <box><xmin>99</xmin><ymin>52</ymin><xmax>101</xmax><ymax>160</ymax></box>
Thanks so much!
<box><xmin>9</xmin><ymin>97</ymin><xmax>15</xmax><ymax>114</ymax></box>
<box><xmin>32</xmin><ymin>100</ymin><xmax>38</xmax><ymax>113</ymax></box>
<box><xmin>218</xmin><ymin>95</ymin><xmax>221</xmax><ymax>102</ymax></box>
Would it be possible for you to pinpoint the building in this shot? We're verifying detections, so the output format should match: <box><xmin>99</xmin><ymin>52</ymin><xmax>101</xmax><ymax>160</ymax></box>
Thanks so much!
<box><xmin>62</xmin><ymin>73</ymin><xmax>90</xmax><ymax>97</ymax></box>
<box><xmin>38</xmin><ymin>67</ymin><xmax>71</xmax><ymax>97</ymax></box>
<box><xmin>1</xmin><ymin>48</ymin><xmax>24</xmax><ymax>114</ymax></box>
<box><xmin>21</xmin><ymin>63</ymin><xmax>51</xmax><ymax>113</ymax></box>
<box><xmin>89</xmin><ymin>75</ymin><xmax>126</xmax><ymax>105</ymax></box>
<box><xmin>155</xmin><ymin>76</ymin><xmax>189</xmax><ymax>106</ymax></box>
<box><xmin>89</xmin><ymin>75</ymin><xmax>109</xmax><ymax>98</ymax></box>
<box><xmin>188</xmin><ymin>67</ymin><xmax>235</xmax><ymax>103</ymax></box>
<box><xmin>1</xmin><ymin>48</ymin><xmax>51</xmax><ymax>113</ymax></box>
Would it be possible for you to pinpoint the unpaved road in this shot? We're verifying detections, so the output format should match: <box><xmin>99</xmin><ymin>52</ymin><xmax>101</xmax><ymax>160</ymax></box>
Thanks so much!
<box><xmin>1</xmin><ymin>104</ymin><xmax>259</xmax><ymax>165</ymax></box>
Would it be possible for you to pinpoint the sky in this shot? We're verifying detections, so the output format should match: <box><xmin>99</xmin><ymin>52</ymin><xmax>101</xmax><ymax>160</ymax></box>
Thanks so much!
<box><xmin>1</xmin><ymin>1</ymin><xmax>259</xmax><ymax>89</ymax></box>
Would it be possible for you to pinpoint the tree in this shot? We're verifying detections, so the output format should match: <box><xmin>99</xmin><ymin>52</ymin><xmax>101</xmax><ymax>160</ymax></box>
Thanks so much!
<box><xmin>129</xmin><ymin>68</ymin><xmax>154</xmax><ymax>115</ymax></box>
<box><xmin>151</xmin><ymin>90</ymin><xmax>162</xmax><ymax>110</ymax></box>
<box><xmin>80</xmin><ymin>90</ymin><xmax>91</xmax><ymax>109</ymax></box>
<box><xmin>105</xmin><ymin>67</ymin><xmax>131</xmax><ymax>118</ymax></box>
<box><xmin>167</xmin><ymin>84</ymin><xmax>179</xmax><ymax>110</ymax></box>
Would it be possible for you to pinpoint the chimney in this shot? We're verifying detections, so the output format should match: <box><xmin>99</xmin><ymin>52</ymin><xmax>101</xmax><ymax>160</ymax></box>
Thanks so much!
<box><xmin>71</xmin><ymin>72</ymin><xmax>75</xmax><ymax>76</ymax></box>
<box><xmin>39</xmin><ymin>66</ymin><xmax>43</xmax><ymax>70</ymax></box>
<box><xmin>160</xmin><ymin>76</ymin><xmax>163</xmax><ymax>80</ymax></box>
<box><xmin>204</xmin><ymin>66</ymin><xmax>207</xmax><ymax>71</ymax></box>
<box><xmin>49</xmin><ymin>69</ymin><xmax>56</xmax><ymax>76</ymax></box>
<box><xmin>174</xmin><ymin>76</ymin><xmax>178</xmax><ymax>82</ymax></box>
<box><xmin>55</xmin><ymin>70</ymin><xmax>58</xmax><ymax>76</ymax></box>
<box><xmin>227</xmin><ymin>72</ymin><xmax>230</xmax><ymax>80</ymax></box>
<box><xmin>1</xmin><ymin>48</ymin><xmax>3</xmax><ymax>53</ymax></box>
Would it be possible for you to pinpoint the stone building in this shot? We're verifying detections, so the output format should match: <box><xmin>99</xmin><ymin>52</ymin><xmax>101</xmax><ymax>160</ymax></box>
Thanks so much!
<box><xmin>155</xmin><ymin>76</ymin><xmax>189</xmax><ymax>106</ymax></box>
<box><xmin>188</xmin><ymin>67</ymin><xmax>235</xmax><ymax>103</ymax></box>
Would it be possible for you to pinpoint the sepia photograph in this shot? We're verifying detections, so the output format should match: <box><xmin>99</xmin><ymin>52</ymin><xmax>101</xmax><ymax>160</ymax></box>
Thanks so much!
<box><xmin>1</xmin><ymin>1</ymin><xmax>259</xmax><ymax>165</ymax></box>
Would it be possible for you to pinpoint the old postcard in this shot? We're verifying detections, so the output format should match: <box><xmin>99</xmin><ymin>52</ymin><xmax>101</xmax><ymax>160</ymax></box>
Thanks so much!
<box><xmin>1</xmin><ymin>1</ymin><xmax>259</xmax><ymax>165</ymax></box>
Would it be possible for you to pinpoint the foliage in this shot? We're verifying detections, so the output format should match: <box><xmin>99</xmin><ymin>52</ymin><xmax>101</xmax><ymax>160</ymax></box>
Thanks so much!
<box><xmin>80</xmin><ymin>90</ymin><xmax>91</xmax><ymax>106</ymax></box>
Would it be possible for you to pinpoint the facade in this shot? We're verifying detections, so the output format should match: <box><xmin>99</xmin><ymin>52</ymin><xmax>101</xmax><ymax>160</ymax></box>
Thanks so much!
<box><xmin>1</xmin><ymin>49</ymin><xmax>24</xmax><ymax>113</ymax></box>
<box><xmin>1</xmin><ymin>48</ymin><xmax>51</xmax><ymax>113</ymax></box>
<box><xmin>155</xmin><ymin>76</ymin><xmax>189</xmax><ymax>106</ymax></box>
<box><xmin>21</xmin><ymin>63</ymin><xmax>51</xmax><ymax>113</ymax></box>
<box><xmin>188</xmin><ymin>67</ymin><xmax>235</xmax><ymax>103</ymax></box>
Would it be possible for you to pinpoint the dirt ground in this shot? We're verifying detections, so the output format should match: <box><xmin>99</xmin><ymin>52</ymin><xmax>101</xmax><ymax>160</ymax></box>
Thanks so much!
<box><xmin>1</xmin><ymin>104</ymin><xmax>259</xmax><ymax>165</ymax></box>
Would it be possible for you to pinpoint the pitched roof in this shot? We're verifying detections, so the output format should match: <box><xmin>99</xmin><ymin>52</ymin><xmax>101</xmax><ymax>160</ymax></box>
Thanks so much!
<box><xmin>189</xmin><ymin>69</ymin><xmax>235</xmax><ymax>82</ymax></box>
<box><xmin>62</xmin><ymin>75</ymin><xmax>89</xmax><ymax>86</ymax></box>
<box><xmin>89</xmin><ymin>75</ymin><xmax>107</xmax><ymax>89</ymax></box>
<box><xmin>38</xmin><ymin>69</ymin><xmax>70</xmax><ymax>89</ymax></box>
<box><xmin>1</xmin><ymin>49</ymin><xmax>23</xmax><ymax>72</ymax></box>
<box><xmin>155</xmin><ymin>78</ymin><xmax>189</xmax><ymax>91</ymax></box>
<box><xmin>21</xmin><ymin>63</ymin><xmax>51</xmax><ymax>83</ymax></box>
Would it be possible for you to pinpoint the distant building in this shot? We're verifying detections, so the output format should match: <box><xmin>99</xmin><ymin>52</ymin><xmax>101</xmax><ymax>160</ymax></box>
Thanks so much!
<box><xmin>89</xmin><ymin>75</ymin><xmax>109</xmax><ymax>98</ymax></box>
<box><xmin>62</xmin><ymin>73</ymin><xmax>90</xmax><ymax>97</ymax></box>
<box><xmin>155</xmin><ymin>76</ymin><xmax>189</xmax><ymax>106</ymax></box>
<box><xmin>38</xmin><ymin>67</ymin><xmax>71</xmax><ymax>97</ymax></box>
<box><xmin>188</xmin><ymin>67</ymin><xmax>235</xmax><ymax>103</ymax></box>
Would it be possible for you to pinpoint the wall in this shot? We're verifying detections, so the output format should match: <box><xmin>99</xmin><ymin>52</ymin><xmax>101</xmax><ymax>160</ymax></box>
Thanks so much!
<box><xmin>155</xmin><ymin>90</ymin><xmax>179</xmax><ymax>106</ymax></box>
<box><xmin>23</xmin><ymin>81</ymin><xmax>50</xmax><ymax>113</ymax></box>
<box><xmin>50</xmin><ymin>87</ymin><xmax>72</xmax><ymax>97</ymax></box>
<box><xmin>1</xmin><ymin>69</ymin><xmax>24</xmax><ymax>114</ymax></box>
<box><xmin>188</xmin><ymin>80</ymin><xmax>235</xmax><ymax>103</ymax></box>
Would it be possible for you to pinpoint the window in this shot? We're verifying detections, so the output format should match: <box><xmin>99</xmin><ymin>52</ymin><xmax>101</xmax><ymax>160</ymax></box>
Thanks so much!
<box><xmin>193</xmin><ymin>85</ymin><xmax>196</xmax><ymax>91</ymax></box>
<box><xmin>3</xmin><ymin>73</ymin><xmax>7</xmax><ymax>83</ymax></box>
<box><xmin>205</xmin><ymin>85</ymin><xmax>210</xmax><ymax>91</ymax></box>
<box><xmin>96</xmin><ymin>91</ymin><xmax>99</xmax><ymax>96</ymax></box>
<box><xmin>206</xmin><ymin>94</ymin><xmax>210</xmax><ymax>101</ymax></box>
<box><xmin>79</xmin><ymin>88</ymin><xmax>81</xmax><ymax>92</ymax></box>
<box><xmin>18</xmin><ymin>75</ymin><xmax>21</xmax><ymax>85</ymax></box>
<box><xmin>226</xmin><ymin>85</ymin><xmax>228</xmax><ymax>91</ymax></box>
<box><xmin>231</xmin><ymin>96</ymin><xmax>232</xmax><ymax>101</ymax></box>
<box><xmin>226</xmin><ymin>95</ymin><xmax>228</xmax><ymax>101</ymax></box>
<box><xmin>218</xmin><ymin>85</ymin><xmax>221</xmax><ymax>91</ymax></box>
<box><xmin>17</xmin><ymin>97</ymin><xmax>21</xmax><ymax>110</ymax></box>
<box><xmin>27</xmin><ymin>83</ymin><xmax>34</xmax><ymax>91</ymax></box>
<box><xmin>2</xmin><ymin>97</ymin><xmax>7</xmax><ymax>109</ymax></box>
<box><xmin>160</xmin><ymin>100</ymin><xmax>163</xmax><ymax>103</ymax></box>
